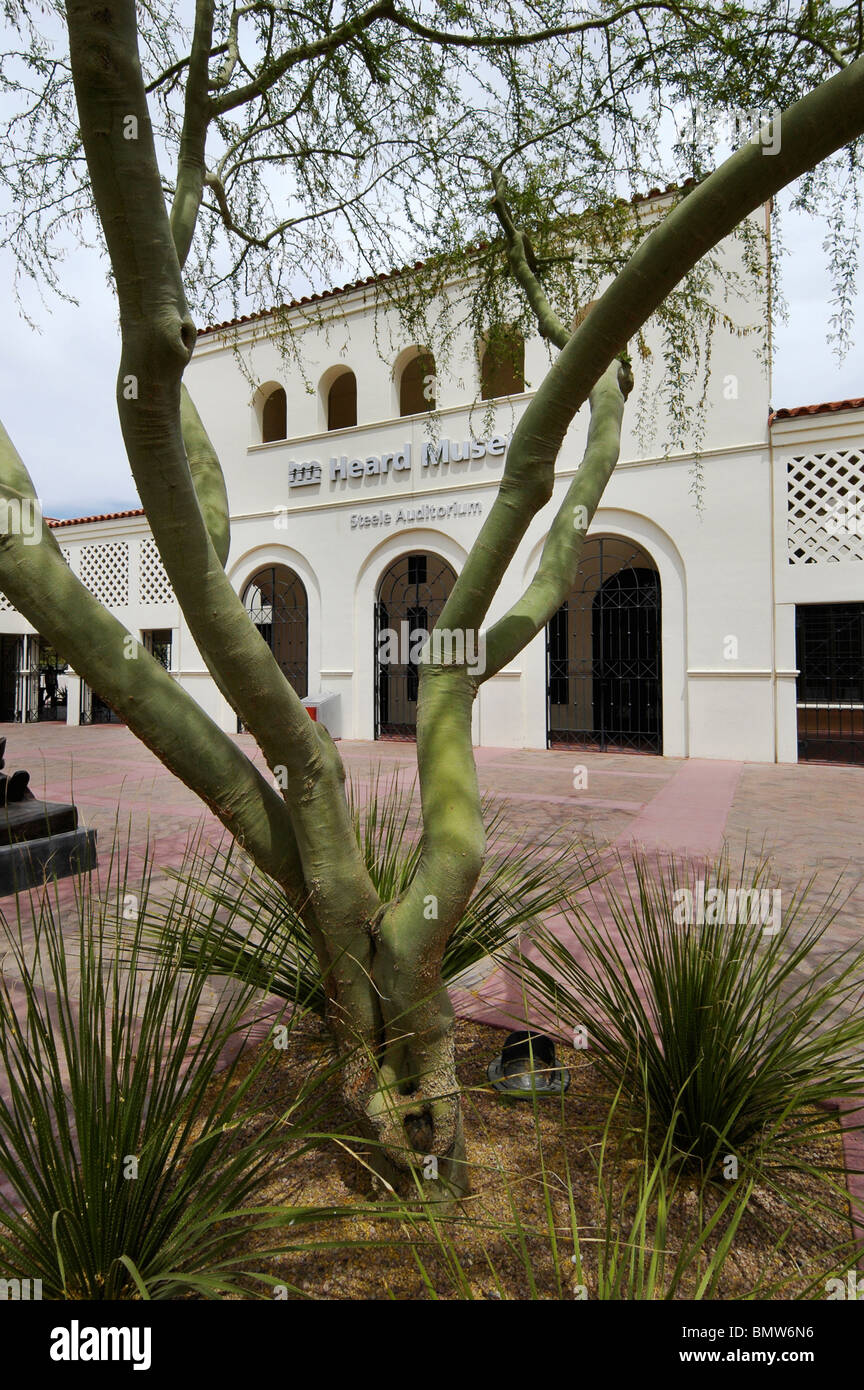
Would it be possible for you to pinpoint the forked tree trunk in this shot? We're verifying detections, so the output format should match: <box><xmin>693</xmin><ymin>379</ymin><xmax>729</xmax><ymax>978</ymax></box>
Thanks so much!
<box><xmin>294</xmin><ymin>668</ymin><xmax>483</xmax><ymax>1198</ymax></box>
<box><xmin>329</xmin><ymin>941</ymin><xmax>469</xmax><ymax>1198</ymax></box>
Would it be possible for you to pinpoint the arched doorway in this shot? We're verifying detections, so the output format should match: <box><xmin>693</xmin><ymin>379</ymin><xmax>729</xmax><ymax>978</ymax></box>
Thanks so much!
<box><xmin>547</xmin><ymin>536</ymin><xmax>662</xmax><ymax>752</ymax></box>
<box><xmin>242</xmin><ymin>564</ymin><xmax>309</xmax><ymax>699</ymax></box>
<box><xmin>375</xmin><ymin>551</ymin><xmax>457</xmax><ymax>740</ymax></box>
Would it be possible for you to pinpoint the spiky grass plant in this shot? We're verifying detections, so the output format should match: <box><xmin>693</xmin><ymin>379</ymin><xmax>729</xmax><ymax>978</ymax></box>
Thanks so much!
<box><xmin>402</xmin><ymin>1077</ymin><xmax>860</xmax><ymax>1301</ymax></box>
<box><xmin>0</xmin><ymin>835</ymin><xmax>382</xmax><ymax>1299</ymax></box>
<box><xmin>584</xmin><ymin>1083</ymin><xmax>761</xmax><ymax>1301</ymax></box>
<box><xmin>515</xmin><ymin>849</ymin><xmax>864</xmax><ymax>1173</ymax></box>
<box><xmin>140</xmin><ymin>768</ymin><xmax>595</xmax><ymax>1015</ymax></box>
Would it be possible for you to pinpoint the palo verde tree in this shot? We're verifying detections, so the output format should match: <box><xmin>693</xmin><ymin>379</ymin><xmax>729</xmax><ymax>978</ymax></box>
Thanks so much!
<box><xmin>1</xmin><ymin>1</ymin><xmax>864</xmax><ymax>1193</ymax></box>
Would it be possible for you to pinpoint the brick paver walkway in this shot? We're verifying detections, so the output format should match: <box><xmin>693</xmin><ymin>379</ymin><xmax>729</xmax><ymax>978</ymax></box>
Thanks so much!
<box><xmin>2</xmin><ymin>719</ymin><xmax>861</xmax><ymax>925</ymax></box>
<box><xmin>1</xmin><ymin>720</ymin><xmax>862</xmax><ymax>1039</ymax></box>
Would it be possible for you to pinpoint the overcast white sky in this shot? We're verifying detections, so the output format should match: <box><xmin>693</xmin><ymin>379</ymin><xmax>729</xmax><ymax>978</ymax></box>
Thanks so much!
<box><xmin>0</xmin><ymin>192</ymin><xmax>861</xmax><ymax>519</ymax></box>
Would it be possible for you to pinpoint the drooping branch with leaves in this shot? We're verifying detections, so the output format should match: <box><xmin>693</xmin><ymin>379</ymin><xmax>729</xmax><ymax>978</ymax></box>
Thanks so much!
<box><xmin>1</xmin><ymin>0</ymin><xmax>864</xmax><ymax>1193</ymax></box>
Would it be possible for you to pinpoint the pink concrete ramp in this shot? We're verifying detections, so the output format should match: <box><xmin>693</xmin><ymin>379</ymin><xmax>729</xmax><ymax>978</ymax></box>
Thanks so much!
<box><xmin>618</xmin><ymin>758</ymin><xmax>742</xmax><ymax>859</ymax></box>
<box><xmin>453</xmin><ymin>758</ymin><xmax>743</xmax><ymax>1034</ymax></box>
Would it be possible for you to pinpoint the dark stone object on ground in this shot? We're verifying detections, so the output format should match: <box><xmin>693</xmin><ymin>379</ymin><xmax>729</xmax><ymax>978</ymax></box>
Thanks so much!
<box><xmin>0</xmin><ymin>736</ymin><xmax>97</xmax><ymax>892</ymax></box>
<box><xmin>0</xmin><ymin>828</ymin><xmax>98</xmax><ymax>896</ymax></box>
<box><xmin>0</xmin><ymin>735</ymin><xmax>35</xmax><ymax>805</ymax></box>
<box><xmin>0</xmin><ymin>800</ymin><xmax>79</xmax><ymax>846</ymax></box>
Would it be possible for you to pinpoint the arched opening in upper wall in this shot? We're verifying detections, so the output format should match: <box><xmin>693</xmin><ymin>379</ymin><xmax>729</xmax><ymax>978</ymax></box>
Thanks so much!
<box><xmin>396</xmin><ymin>348</ymin><xmax>436</xmax><ymax>416</ymax></box>
<box><xmin>323</xmin><ymin>367</ymin><xmax>357</xmax><ymax>430</ymax></box>
<box><xmin>260</xmin><ymin>384</ymin><xmax>287</xmax><ymax>442</ymax></box>
<box><xmin>480</xmin><ymin>326</ymin><xmax>525</xmax><ymax>400</ymax></box>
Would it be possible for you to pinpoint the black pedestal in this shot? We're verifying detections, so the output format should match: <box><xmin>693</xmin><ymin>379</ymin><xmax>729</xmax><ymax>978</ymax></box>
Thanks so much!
<box><xmin>0</xmin><ymin>800</ymin><xmax>97</xmax><ymax>895</ymax></box>
<box><xmin>0</xmin><ymin>828</ymin><xmax>98</xmax><ymax>895</ymax></box>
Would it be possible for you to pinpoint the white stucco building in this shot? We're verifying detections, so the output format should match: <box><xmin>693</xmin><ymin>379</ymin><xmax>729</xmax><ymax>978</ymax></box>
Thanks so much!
<box><xmin>2</xmin><ymin>194</ymin><xmax>862</xmax><ymax>764</ymax></box>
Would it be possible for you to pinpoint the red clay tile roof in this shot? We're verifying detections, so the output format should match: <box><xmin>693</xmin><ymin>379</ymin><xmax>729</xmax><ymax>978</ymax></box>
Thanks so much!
<box><xmin>199</xmin><ymin>259</ymin><xmax>465</xmax><ymax>336</ymax></box>
<box><xmin>770</xmin><ymin>397</ymin><xmax>864</xmax><ymax>423</ymax></box>
<box><xmin>198</xmin><ymin>181</ymin><xmax>698</xmax><ymax>338</ymax></box>
<box><xmin>47</xmin><ymin>509</ymin><xmax>146</xmax><ymax>528</ymax></box>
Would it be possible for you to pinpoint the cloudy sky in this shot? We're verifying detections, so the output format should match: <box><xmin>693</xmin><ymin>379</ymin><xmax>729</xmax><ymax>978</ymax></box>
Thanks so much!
<box><xmin>0</xmin><ymin>192</ymin><xmax>860</xmax><ymax>520</ymax></box>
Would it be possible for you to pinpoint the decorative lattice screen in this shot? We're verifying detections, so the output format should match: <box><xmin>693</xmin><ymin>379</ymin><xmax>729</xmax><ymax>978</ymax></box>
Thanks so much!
<box><xmin>79</xmin><ymin>541</ymin><xmax>129</xmax><ymax>604</ymax></box>
<box><xmin>787</xmin><ymin>450</ymin><xmax>864</xmax><ymax>564</ymax></box>
<box><xmin>138</xmin><ymin>537</ymin><xmax>174</xmax><ymax>605</ymax></box>
<box><xmin>0</xmin><ymin>590</ymin><xmax>13</xmax><ymax>612</ymax></box>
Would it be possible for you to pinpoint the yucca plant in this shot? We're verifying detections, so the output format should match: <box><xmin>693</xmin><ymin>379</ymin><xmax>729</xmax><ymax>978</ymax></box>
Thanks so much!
<box><xmin>140</xmin><ymin>769</ymin><xmax>597</xmax><ymax>1017</ymax></box>
<box><xmin>586</xmin><ymin>1082</ymin><xmax>861</xmax><ymax>1301</ymax></box>
<box><xmin>0</xmin><ymin>833</ymin><xmax>387</xmax><ymax>1299</ymax></box>
<box><xmin>514</xmin><ymin>848</ymin><xmax>864</xmax><ymax>1172</ymax></box>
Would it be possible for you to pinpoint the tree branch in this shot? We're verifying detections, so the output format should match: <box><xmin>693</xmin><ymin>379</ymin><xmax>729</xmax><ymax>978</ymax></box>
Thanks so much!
<box><xmin>65</xmin><ymin>0</ymin><xmax>383</xmax><ymax>1051</ymax></box>
<box><xmin>210</xmin><ymin>0</ymin><xmax>394</xmax><ymax>115</ymax></box>
<box><xmin>145</xmin><ymin>44</ymin><xmax>228</xmax><ymax>97</ymax></box>
<box><xmin>160</xmin><ymin>2</ymin><xmax>235</xmax><ymax>569</ymax></box>
<box><xmin>489</xmin><ymin>167</ymin><xmax>570</xmax><ymax>348</ymax></box>
<box><xmin>181</xmin><ymin>383</ymin><xmax>230</xmax><ymax>566</ymax></box>
<box><xmin>438</xmin><ymin>52</ymin><xmax>864</xmax><ymax>641</ymax></box>
<box><xmin>388</xmin><ymin>52</ymin><xmax>864</xmax><ymax>1044</ymax></box>
<box><xmin>65</xmin><ymin>0</ymin><xmax>327</xmax><ymax>804</ymax></box>
<box><xmin>170</xmin><ymin>0</ymin><xmax>217</xmax><ymax>271</ymax></box>
<box><xmin>479</xmin><ymin>357</ymin><xmax>633</xmax><ymax>680</ymax></box>
<box><xmin>384</xmin><ymin>0</ymin><xmax>713</xmax><ymax>52</ymax></box>
<box><xmin>0</xmin><ymin>420</ymin><xmax>301</xmax><ymax>892</ymax></box>
<box><xmin>210</xmin><ymin>1</ymin><xmax>273</xmax><ymax>91</ymax></box>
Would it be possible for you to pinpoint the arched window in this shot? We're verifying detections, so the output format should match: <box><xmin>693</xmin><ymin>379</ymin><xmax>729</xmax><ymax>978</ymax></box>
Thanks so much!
<box><xmin>327</xmin><ymin>370</ymin><xmax>357</xmax><ymax>430</ymax></box>
<box><xmin>480</xmin><ymin>327</ymin><xmax>525</xmax><ymax>400</ymax></box>
<box><xmin>262</xmin><ymin>386</ymin><xmax>287</xmax><ymax>442</ymax></box>
<box><xmin>399</xmin><ymin>351</ymin><xmax>436</xmax><ymax>415</ymax></box>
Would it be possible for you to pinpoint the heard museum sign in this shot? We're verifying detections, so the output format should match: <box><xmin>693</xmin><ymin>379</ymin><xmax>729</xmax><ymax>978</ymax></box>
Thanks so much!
<box><xmin>287</xmin><ymin>433</ymin><xmax>510</xmax><ymax>488</ymax></box>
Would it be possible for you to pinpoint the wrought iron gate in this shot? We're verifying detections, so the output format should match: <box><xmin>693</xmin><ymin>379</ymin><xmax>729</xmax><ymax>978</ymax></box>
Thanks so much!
<box><xmin>15</xmin><ymin>635</ymin><xmax>40</xmax><ymax>722</ymax></box>
<box><xmin>547</xmin><ymin>537</ymin><xmax>662</xmax><ymax>753</ymax></box>
<box><xmin>81</xmin><ymin>686</ymin><xmax>123</xmax><ymax>724</ymax></box>
<box><xmin>243</xmin><ymin>565</ymin><xmax>309</xmax><ymax>697</ymax></box>
<box><xmin>36</xmin><ymin>641</ymin><xmax>68</xmax><ymax>721</ymax></box>
<box><xmin>375</xmin><ymin>552</ymin><xmax>457</xmax><ymax>740</ymax></box>
<box><xmin>8</xmin><ymin>636</ymin><xmax>68</xmax><ymax>722</ymax></box>
<box><xmin>796</xmin><ymin>603</ymin><xmax>864</xmax><ymax>764</ymax></box>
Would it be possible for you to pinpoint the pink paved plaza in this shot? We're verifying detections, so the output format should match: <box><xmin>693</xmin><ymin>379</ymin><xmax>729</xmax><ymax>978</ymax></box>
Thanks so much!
<box><xmin>4</xmin><ymin>721</ymin><xmax>862</xmax><ymax>1017</ymax></box>
<box><xmin>9</xmin><ymin>721</ymin><xmax>863</xmax><ymax>867</ymax></box>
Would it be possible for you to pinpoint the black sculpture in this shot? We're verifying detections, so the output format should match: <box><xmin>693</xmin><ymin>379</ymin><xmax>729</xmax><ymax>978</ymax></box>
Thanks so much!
<box><xmin>0</xmin><ymin>735</ymin><xmax>96</xmax><ymax>891</ymax></box>
<box><xmin>0</xmin><ymin>736</ymin><xmax>36</xmax><ymax>805</ymax></box>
